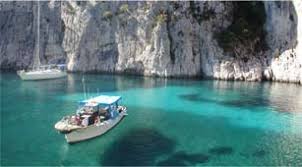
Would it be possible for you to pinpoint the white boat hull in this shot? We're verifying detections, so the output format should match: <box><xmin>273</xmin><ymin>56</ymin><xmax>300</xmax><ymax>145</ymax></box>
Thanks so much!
<box><xmin>65</xmin><ymin>111</ymin><xmax>127</xmax><ymax>143</ymax></box>
<box><xmin>17</xmin><ymin>70</ymin><xmax>67</xmax><ymax>80</ymax></box>
<box><xmin>54</xmin><ymin>120</ymin><xmax>82</xmax><ymax>133</ymax></box>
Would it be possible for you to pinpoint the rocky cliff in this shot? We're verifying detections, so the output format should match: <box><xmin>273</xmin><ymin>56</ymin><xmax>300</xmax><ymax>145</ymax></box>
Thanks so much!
<box><xmin>0</xmin><ymin>1</ymin><xmax>301</xmax><ymax>84</ymax></box>
<box><xmin>0</xmin><ymin>1</ymin><xmax>65</xmax><ymax>69</ymax></box>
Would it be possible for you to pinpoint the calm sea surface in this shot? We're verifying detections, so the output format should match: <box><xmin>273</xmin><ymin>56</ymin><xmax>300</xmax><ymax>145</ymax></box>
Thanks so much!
<box><xmin>1</xmin><ymin>72</ymin><xmax>302</xmax><ymax>166</ymax></box>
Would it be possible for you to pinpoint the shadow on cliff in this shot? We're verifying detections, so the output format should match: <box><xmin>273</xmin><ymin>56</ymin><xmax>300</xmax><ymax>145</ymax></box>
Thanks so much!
<box><xmin>71</xmin><ymin>2</ymin><xmax>144</xmax><ymax>74</ymax></box>
<box><xmin>0</xmin><ymin>1</ymin><xmax>67</xmax><ymax>70</ymax></box>
<box><xmin>268</xmin><ymin>1</ymin><xmax>298</xmax><ymax>53</ymax></box>
<box><xmin>73</xmin><ymin>2</ymin><xmax>118</xmax><ymax>72</ymax></box>
<box><xmin>67</xmin><ymin>1</ymin><xmax>299</xmax><ymax>79</ymax></box>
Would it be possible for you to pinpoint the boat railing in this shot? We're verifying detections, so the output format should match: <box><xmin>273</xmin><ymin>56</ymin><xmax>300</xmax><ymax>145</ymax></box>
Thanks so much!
<box><xmin>24</xmin><ymin>64</ymin><xmax>67</xmax><ymax>72</ymax></box>
<box><xmin>117</xmin><ymin>106</ymin><xmax>127</xmax><ymax>113</ymax></box>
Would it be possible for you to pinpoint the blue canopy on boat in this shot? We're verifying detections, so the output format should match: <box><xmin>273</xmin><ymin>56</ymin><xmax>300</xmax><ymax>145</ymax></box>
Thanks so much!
<box><xmin>79</xmin><ymin>95</ymin><xmax>122</xmax><ymax>106</ymax></box>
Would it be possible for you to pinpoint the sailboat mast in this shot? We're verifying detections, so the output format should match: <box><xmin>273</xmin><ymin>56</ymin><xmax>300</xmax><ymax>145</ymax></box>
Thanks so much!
<box><xmin>37</xmin><ymin>0</ymin><xmax>40</xmax><ymax>66</ymax></box>
<box><xmin>34</xmin><ymin>0</ymin><xmax>41</xmax><ymax>68</ymax></box>
<box><xmin>82</xmin><ymin>76</ymin><xmax>87</xmax><ymax>99</ymax></box>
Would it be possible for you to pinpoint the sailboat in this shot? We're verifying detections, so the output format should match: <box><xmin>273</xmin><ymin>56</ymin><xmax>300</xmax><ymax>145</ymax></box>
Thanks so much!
<box><xmin>17</xmin><ymin>1</ymin><xmax>67</xmax><ymax>80</ymax></box>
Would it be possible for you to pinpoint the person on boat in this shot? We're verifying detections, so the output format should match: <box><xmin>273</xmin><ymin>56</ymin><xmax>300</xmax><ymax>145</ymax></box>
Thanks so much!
<box><xmin>75</xmin><ymin>115</ymin><xmax>81</xmax><ymax>125</ymax></box>
<box><xmin>94</xmin><ymin>116</ymin><xmax>100</xmax><ymax>124</ymax></box>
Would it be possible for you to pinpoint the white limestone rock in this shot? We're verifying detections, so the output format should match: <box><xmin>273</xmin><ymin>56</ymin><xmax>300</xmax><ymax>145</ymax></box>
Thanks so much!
<box><xmin>0</xmin><ymin>1</ymin><xmax>301</xmax><ymax>84</ymax></box>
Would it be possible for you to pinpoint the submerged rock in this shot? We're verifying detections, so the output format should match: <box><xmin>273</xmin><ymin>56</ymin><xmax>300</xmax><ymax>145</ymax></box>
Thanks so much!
<box><xmin>156</xmin><ymin>151</ymin><xmax>210</xmax><ymax>166</ymax></box>
<box><xmin>157</xmin><ymin>158</ymin><xmax>188</xmax><ymax>166</ymax></box>
<box><xmin>252</xmin><ymin>149</ymin><xmax>267</xmax><ymax>157</ymax></box>
<box><xmin>101</xmin><ymin>128</ymin><xmax>175</xmax><ymax>166</ymax></box>
<box><xmin>208</xmin><ymin>146</ymin><xmax>234</xmax><ymax>155</ymax></box>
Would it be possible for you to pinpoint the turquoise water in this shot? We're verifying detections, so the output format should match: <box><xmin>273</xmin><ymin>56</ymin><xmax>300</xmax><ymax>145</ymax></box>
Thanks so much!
<box><xmin>1</xmin><ymin>72</ymin><xmax>302</xmax><ymax>166</ymax></box>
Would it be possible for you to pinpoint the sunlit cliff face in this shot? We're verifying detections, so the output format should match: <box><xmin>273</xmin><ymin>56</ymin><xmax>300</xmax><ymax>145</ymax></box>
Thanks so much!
<box><xmin>293</xmin><ymin>0</ymin><xmax>302</xmax><ymax>74</ymax></box>
<box><xmin>263</xmin><ymin>1</ymin><xmax>301</xmax><ymax>84</ymax></box>
<box><xmin>0</xmin><ymin>1</ymin><xmax>301</xmax><ymax>83</ymax></box>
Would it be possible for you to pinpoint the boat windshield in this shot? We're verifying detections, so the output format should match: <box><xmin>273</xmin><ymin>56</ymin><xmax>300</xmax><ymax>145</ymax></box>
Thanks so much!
<box><xmin>76</xmin><ymin>104</ymin><xmax>110</xmax><ymax>115</ymax></box>
<box><xmin>77</xmin><ymin>106</ymin><xmax>96</xmax><ymax>114</ymax></box>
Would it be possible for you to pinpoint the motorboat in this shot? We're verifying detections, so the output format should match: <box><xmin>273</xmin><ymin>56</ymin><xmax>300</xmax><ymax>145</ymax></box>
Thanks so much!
<box><xmin>17</xmin><ymin>64</ymin><xmax>67</xmax><ymax>80</ymax></box>
<box><xmin>54</xmin><ymin>95</ymin><xmax>127</xmax><ymax>143</ymax></box>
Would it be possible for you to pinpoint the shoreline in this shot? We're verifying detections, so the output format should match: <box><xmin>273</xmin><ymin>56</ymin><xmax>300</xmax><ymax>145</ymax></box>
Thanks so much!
<box><xmin>1</xmin><ymin>69</ymin><xmax>301</xmax><ymax>85</ymax></box>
